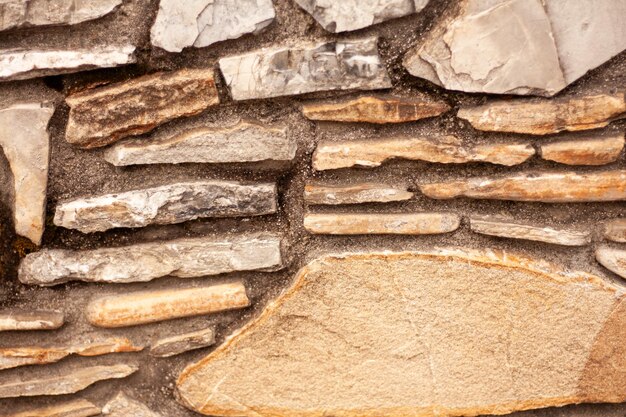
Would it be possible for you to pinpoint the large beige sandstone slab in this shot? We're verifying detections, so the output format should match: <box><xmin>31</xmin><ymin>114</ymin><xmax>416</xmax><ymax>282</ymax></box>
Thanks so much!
<box><xmin>65</xmin><ymin>69</ymin><xmax>219</xmax><ymax>148</ymax></box>
<box><xmin>540</xmin><ymin>134</ymin><xmax>624</xmax><ymax>166</ymax></box>
<box><xmin>604</xmin><ymin>219</ymin><xmax>626</xmax><ymax>243</ymax></box>
<box><xmin>305</xmin><ymin>183</ymin><xmax>413</xmax><ymax>205</ymax></box>
<box><xmin>150</xmin><ymin>328</ymin><xmax>215</xmax><ymax>358</ymax></box>
<box><xmin>596</xmin><ymin>246</ymin><xmax>626</xmax><ymax>279</ymax></box>
<box><xmin>177</xmin><ymin>250</ymin><xmax>626</xmax><ymax>416</ymax></box>
<box><xmin>470</xmin><ymin>217</ymin><xmax>591</xmax><ymax>246</ymax></box>
<box><xmin>304</xmin><ymin>213</ymin><xmax>460</xmax><ymax>235</ymax></box>
<box><xmin>0</xmin><ymin>310</ymin><xmax>64</xmax><ymax>332</ymax></box>
<box><xmin>419</xmin><ymin>170</ymin><xmax>626</xmax><ymax>203</ymax></box>
<box><xmin>102</xmin><ymin>392</ymin><xmax>161</xmax><ymax>417</ymax></box>
<box><xmin>4</xmin><ymin>399</ymin><xmax>100</xmax><ymax>417</ymax></box>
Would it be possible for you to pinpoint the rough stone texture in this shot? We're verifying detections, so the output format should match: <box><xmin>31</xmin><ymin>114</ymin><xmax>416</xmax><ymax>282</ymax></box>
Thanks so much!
<box><xmin>53</xmin><ymin>181</ymin><xmax>277</xmax><ymax>233</ymax></box>
<box><xmin>86</xmin><ymin>282</ymin><xmax>250</xmax><ymax>328</ymax></box>
<box><xmin>457</xmin><ymin>94</ymin><xmax>626</xmax><ymax>135</ymax></box>
<box><xmin>151</xmin><ymin>0</ymin><xmax>275</xmax><ymax>52</ymax></box>
<box><xmin>304</xmin><ymin>183</ymin><xmax>413</xmax><ymax>205</ymax></box>
<box><xmin>403</xmin><ymin>0</ymin><xmax>626</xmax><ymax>96</ymax></box>
<box><xmin>0</xmin><ymin>310</ymin><xmax>63</xmax><ymax>332</ymax></box>
<box><xmin>420</xmin><ymin>170</ymin><xmax>626</xmax><ymax>203</ymax></box>
<box><xmin>301</xmin><ymin>95</ymin><xmax>449</xmax><ymax>124</ymax></box>
<box><xmin>102</xmin><ymin>392</ymin><xmax>162</xmax><ymax>417</ymax></box>
<box><xmin>65</xmin><ymin>68</ymin><xmax>219</xmax><ymax>148</ymax></box>
<box><xmin>293</xmin><ymin>0</ymin><xmax>430</xmax><ymax>32</ymax></box>
<box><xmin>104</xmin><ymin>121</ymin><xmax>295</xmax><ymax>166</ymax></box>
<box><xmin>219</xmin><ymin>37</ymin><xmax>392</xmax><ymax>100</ymax></box>
<box><xmin>540</xmin><ymin>134</ymin><xmax>625</xmax><ymax>166</ymax></box>
<box><xmin>304</xmin><ymin>213</ymin><xmax>460</xmax><ymax>235</ymax></box>
<box><xmin>19</xmin><ymin>234</ymin><xmax>283</xmax><ymax>286</ymax></box>
<box><xmin>470</xmin><ymin>217</ymin><xmax>591</xmax><ymax>246</ymax></box>
<box><xmin>150</xmin><ymin>328</ymin><xmax>216</xmax><ymax>358</ymax></box>
<box><xmin>596</xmin><ymin>246</ymin><xmax>626</xmax><ymax>279</ymax></box>
<box><xmin>0</xmin><ymin>103</ymin><xmax>53</xmax><ymax>245</ymax></box>
<box><xmin>0</xmin><ymin>0</ymin><xmax>123</xmax><ymax>32</ymax></box>
<box><xmin>313</xmin><ymin>136</ymin><xmax>534</xmax><ymax>170</ymax></box>
<box><xmin>0</xmin><ymin>45</ymin><xmax>135</xmax><ymax>82</ymax></box>
<box><xmin>4</xmin><ymin>399</ymin><xmax>100</xmax><ymax>417</ymax></box>
<box><xmin>604</xmin><ymin>219</ymin><xmax>626</xmax><ymax>243</ymax></box>
<box><xmin>177</xmin><ymin>250</ymin><xmax>626</xmax><ymax>416</ymax></box>
<box><xmin>0</xmin><ymin>364</ymin><xmax>137</xmax><ymax>398</ymax></box>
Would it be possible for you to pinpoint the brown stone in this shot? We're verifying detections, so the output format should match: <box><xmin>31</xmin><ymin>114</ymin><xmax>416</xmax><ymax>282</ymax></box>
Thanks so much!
<box><xmin>0</xmin><ymin>310</ymin><xmax>64</xmax><ymax>332</ymax></box>
<box><xmin>3</xmin><ymin>399</ymin><xmax>100</xmax><ymax>417</ymax></box>
<box><xmin>604</xmin><ymin>219</ymin><xmax>626</xmax><ymax>243</ymax></box>
<box><xmin>304</xmin><ymin>213</ymin><xmax>460</xmax><ymax>235</ymax></box>
<box><xmin>457</xmin><ymin>93</ymin><xmax>625</xmax><ymax>135</ymax></box>
<box><xmin>540</xmin><ymin>134</ymin><xmax>624</xmax><ymax>165</ymax></box>
<box><xmin>102</xmin><ymin>392</ymin><xmax>162</xmax><ymax>417</ymax></box>
<box><xmin>150</xmin><ymin>328</ymin><xmax>216</xmax><ymax>358</ymax></box>
<box><xmin>176</xmin><ymin>250</ymin><xmax>626</xmax><ymax>416</ymax></box>
<box><xmin>304</xmin><ymin>183</ymin><xmax>413</xmax><ymax>205</ymax></box>
<box><xmin>65</xmin><ymin>69</ymin><xmax>219</xmax><ymax>148</ymax></box>
<box><xmin>470</xmin><ymin>217</ymin><xmax>591</xmax><ymax>246</ymax></box>
<box><xmin>596</xmin><ymin>246</ymin><xmax>626</xmax><ymax>279</ymax></box>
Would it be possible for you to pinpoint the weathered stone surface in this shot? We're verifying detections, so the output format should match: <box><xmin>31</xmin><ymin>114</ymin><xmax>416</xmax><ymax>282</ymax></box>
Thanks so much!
<box><xmin>304</xmin><ymin>213</ymin><xmax>460</xmax><ymax>235</ymax></box>
<box><xmin>103</xmin><ymin>392</ymin><xmax>161</xmax><ymax>417</ymax></box>
<box><xmin>604</xmin><ymin>219</ymin><xmax>626</xmax><ymax>243</ymax></box>
<box><xmin>457</xmin><ymin>94</ymin><xmax>626</xmax><ymax>135</ymax></box>
<box><xmin>301</xmin><ymin>95</ymin><xmax>449</xmax><ymax>124</ymax></box>
<box><xmin>470</xmin><ymin>217</ymin><xmax>591</xmax><ymax>246</ymax></box>
<box><xmin>0</xmin><ymin>364</ymin><xmax>137</xmax><ymax>398</ymax></box>
<box><xmin>87</xmin><ymin>282</ymin><xmax>250</xmax><ymax>328</ymax></box>
<box><xmin>0</xmin><ymin>338</ymin><xmax>143</xmax><ymax>370</ymax></box>
<box><xmin>151</xmin><ymin>0</ymin><xmax>275</xmax><ymax>52</ymax></box>
<box><xmin>420</xmin><ymin>170</ymin><xmax>626</xmax><ymax>203</ymax></box>
<box><xmin>305</xmin><ymin>183</ymin><xmax>413</xmax><ymax>205</ymax></box>
<box><xmin>177</xmin><ymin>250</ymin><xmax>626</xmax><ymax>416</ymax></box>
<box><xmin>0</xmin><ymin>0</ymin><xmax>122</xmax><ymax>32</ymax></box>
<box><xmin>219</xmin><ymin>37</ymin><xmax>392</xmax><ymax>101</ymax></box>
<box><xmin>150</xmin><ymin>328</ymin><xmax>215</xmax><ymax>358</ymax></box>
<box><xmin>540</xmin><ymin>134</ymin><xmax>624</xmax><ymax>166</ymax></box>
<box><xmin>5</xmin><ymin>399</ymin><xmax>100</xmax><ymax>417</ymax></box>
<box><xmin>104</xmin><ymin>121</ymin><xmax>295</xmax><ymax>166</ymax></box>
<box><xmin>53</xmin><ymin>181</ymin><xmax>277</xmax><ymax>233</ymax></box>
<box><xmin>0</xmin><ymin>45</ymin><xmax>135</xmax><ymax>82</ymax></box>
<box><xmin>313</xmin><ymin>136</ymin><xmax>534</xmax><ymax>170</ymax></box>
<box><xmin>596</xmin><ymin>246</ymin><xmax>626</xmax><ymax>279</ymax></box>
<box><xmin>0</xmin><ymin>310</ymin><xmax>63</xmax><ymax>332</ymax></box>
<box><xmin>19</xmin><ymin>234</ymin><xmax>283</xmax><ymax>286</ymax></box>
<box><xmin>65</xmin><ymin>68</ymin><xmax>219</xmax><ymax>148</ymax></box>
<box><xmin>0</xmin><ymin>103</ymin><xmax>53</xmax><ymax>244</ymax></box>
<box><xmin>293</xmin><ymin>0</ymin><xmax>430</xmax><ymax>32</ymax></box>
<box><xmin>403</xmin><ymin>0</ymin><xmax>626</xmax><ymax>96</ymax></box>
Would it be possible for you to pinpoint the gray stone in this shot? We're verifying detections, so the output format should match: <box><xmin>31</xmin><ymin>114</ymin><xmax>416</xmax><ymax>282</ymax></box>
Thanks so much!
<box><xmin>19</xmin><ymin>234</ymin><xmax>283</xmax><ymax>286</ymax></box>
<box><xmin>305</xmin><ymin>183</ymin><xmax>413</xmax><ymax>205</ymax></box>
<box><xmin>5</xmin><ymin>399</ymin><xmax>100</xmax><ymax>417</ymax></box>
<box><xmin>53</xmin><ymin>181</ymin><xmax>277</xmax><ymax>233</ymax></box>
<box><xmin>219</xmin><ymin>37</ymin><xmax>392</xmax><ymax>100</ymax></box>
<box><xmin>604</xmin><ymin>219</ymin><xmax>626</xmax><ymax>243</ymax></box>
<box><xmin>151</xmin><ymin>0</ymin><xmax>275</xmax><ymax>52</ymax></box>
<box><xmin>596</xmin><ymin>246</ymin><xmax>626</xmax><ymax>279</ymax></box>
<box><xmin>0</xmin><ymin>310</ymin><xmax>64</xmax><ymax>332</ymax></box>
<box><xmin>104</xmin><ymin>121</ymin><xmax>295</xmax><ymax>166</ymax></box>
<box><xmin>470</xmin><ymin>217</ymin><xmax>591</xmax><ymax>246</ymax></box>
<box><xmin>103</xmin><ymin>392</ymin><xmax>162</xmax><ymax>417</ymax></box>
<box><xmin>150</xmin><ymin>328</ymin><xmax>216</xmax><ymax>357</ymax></box>
<box><xmin>304</xmin><ymin>212</ymin><xmax>460</xmax><ymax>235</ymax></box>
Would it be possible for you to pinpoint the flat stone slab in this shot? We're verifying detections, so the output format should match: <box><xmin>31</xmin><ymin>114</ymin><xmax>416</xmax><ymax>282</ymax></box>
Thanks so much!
<box><xmin>604</xmin><ymin>219</ymin><xmax>626</xmax><ymax>243</ymax></box>
<box><xmin>219</xmin><ymin>37</ymin><xmax>391</xmax><ymax>100</ymax></box>
<box><xmin>53</xmin><ymin>181</ymin><xmax>277</xmax><ymax>233</ymax></box>
<box><xmin>104</xmin><ymin>121</ymin><xmax>295</xmax><ymax>166</ymax></box>
<box><xmin>150</xmin><ymin>328</ymin><xmax>216</xmax><ymax>358</ymax></box>
<box><xmin>0</xmin><ymin>310</ymin><xmax>64</xmax><ymax>332</ymax></box>
<box><xmin>65</xmin><ymin>68</ymin><xmax>219</xmax><ymax>148</ymax></box>
<box><xmin>102</xmin><ymin>392</ymin><xmax>162</xmax><ymax>417</ymax></box>
<box><xmin>470</xmin><ymin>217</ymin><xmax>591</xmax><ymax>246</ymax></box>
<box><xmin>420</xmin><ymin>170</ymin><xmax>626</xmax><ymax>203</ymax></box>
<box><xmin>596</xmin><ymin>246</ymin><xmax>626</xmax><ymax>279</ymax></box>
<box><xmin>19</xmin><ymin>234</ymin><xmax>283</xmax><ymax>286</ymax></box>
<box><xmin>304</xmin><ymin>213</ymin><xmax>460</xmax><ymax>235</ymax></box>
<box><xmin>177</xmin><ymin>249</ymin><xmax>626</xmax><ymax>416</ymax></box>
<box><xmin>5</xmin><ymin>399</ymin><xmax>100</xmax><ymax>417</ymax></box>
<box><xmin>86</xmin><ymin>282</ymin><xmax>250</xmax><ymax>328</ymax></box>
<box><xmin>540</xmin><ymin>134</ymin><xmax>624</xmax><ymax>166</ymax></box>
<box><xmin>0</xmin><ymin>103</ymin><xmax>54</xmax><ymax>244</ymax></box>
<box><xmin>305</xmin><ymin>183</ymin><xmax>413</xmax><ymax>205</ymax></box>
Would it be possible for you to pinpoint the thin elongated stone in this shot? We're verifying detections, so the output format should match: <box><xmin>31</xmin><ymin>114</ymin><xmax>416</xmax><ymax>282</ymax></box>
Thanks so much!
<box><xmin>540</xmin><ymin>134</ymin><xmax>624</xmax><ymax>165</ymax></box>
<box><xmin>0</xmin><ymin>364</ymin><xmax>137</xmax><ymax>398</ymax></box>
<box><xmin>305</xmin><ymin>183</ymin><xmax>413</xmax><ymax>205</ymax></box>
<box><xmin>219</xmin><ymin>37</ymin><xmax>391</xmax><ymax>101</ymax></box>
<box><xmin>102</xmin><ymin>392</ymin><xmax>162</xmax><ymax>417</ymax></box>
<box><xmin>604</xmin><ymin>219</ymin><xmax>626</xmax><ymax>243</ymax></box>
<box><xmin>458</xmin><ymin>94</ymin><xmax>626</xmax><ymax>135</ymax></box>
<box><xmin>304</xmin><ymin>213</ymin><xmax>460</xmax><ymax>235</ymax></box>
<box><xmin>6</xmin><ymin>399</ymin><xmax>100</xmax><ymax>417</ymax></box>
<box><xmin>596</xmin><ymin>246</ymin><xmax>626</xmax><ymax>279</ymax></box>
<box><xmin>470</xmin><ymin>217</ymin><xmax>591</xmax><ymax>246</ymax></box>
<box><xmin>420</xmin><ymin>170</ymin><xmax>626</xmax><ymax>203</ymax></box>
<box><xmin>177</xmin><ymin>249</ymin><xmax>626</xmax><ymax>416</ymax></box>
<box><xmin>0</xmin><ymin>45</ymin><xmax>135</xmax><ymax>82</ymax></box>
<box><xmin>0</xmin><ymin>310</ymin><xmax>64</xmax><ymax>332</ymax></box>
<box><xmin>86</xmin><ymin>282</ymin><xmax>250</xmax><ymax>328</ymax></box>
<box><xmin>150</xmin><ymin>328</ymin><xmax>215</xmax><ymax>357</ymax></box>
<box><xmin>65</xmin><ymin>68</ymin><xmax>219</xmax><ymax>148</ymax></box>
<box><xmin>19</xmin><ymin>234</ymin><xmax>283</xmax><ymax>286</ymax></box>
<box><xmin>0</xmin><ymin>103</ymin><xmax>54</xmax><ymax>244</ymax></box>
<box><xmin>313</xmin><ymin>136</ymin><xmax>534</xmax><ymax>170</ymax></box>
<box><xmin>53</xmin><ymin>181</ymin><xmax>277</xmax><ymax>233</ymax></box>
<box><xmin>0</xmin><ymin>338</ymin><xmax>143</xmax><ymax>370</ymax></box>
<box><xmin>301</xmin><ymin>95</ymin><xmax>449</xmax><ymax>124</ymax></box>
<box><xmin>104</xmin><ymin>121</ymin><xmax>295</xmax><ymax>166</ymax></box>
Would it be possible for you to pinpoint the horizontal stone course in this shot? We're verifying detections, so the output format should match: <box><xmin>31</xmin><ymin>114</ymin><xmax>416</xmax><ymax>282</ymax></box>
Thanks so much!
<box><xmin>0</xmin><ymin>310</ymin><xmax>64</xmax><ymax>332</ymax></box>
<box><xmin>4</xmin><ymin>399</ymin><xmax>100</xmax><ymax>417</ymax></box>
<box><xmin>150</xmin><ymin>328</ymin><xmax>216</xmax><ymax>358</ymax></box>
<box><xmin>304</xmin><ymin>213</ymin><xmax>460</xmax><ymax>235</ymax></box>
<box><xmin>470</xmin><ymin>217</ymin><xmax>591</xmax><ymax>246</ymax></box>
<box><xmin>539</xmin><ymin>134</ymin><xmax>624</xmax><ymax>165</ymax></box>
<box><xmin>304</xmin><ymin>183</ymin><xmax>413</xmax><ymax>205</ymax></box>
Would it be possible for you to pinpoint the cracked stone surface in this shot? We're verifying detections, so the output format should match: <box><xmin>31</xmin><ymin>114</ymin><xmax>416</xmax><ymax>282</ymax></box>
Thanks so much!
<box><xmin>176</xmin><ymin>250</ymin><xmax>626</xmax><ymax>416</ymax></box>
<box><xmin>540</xmin><ymin>134</ymin><xmax>625</xmax><ymax>166</ymax></box>
<box><xmin>596</xmin><ymin>246</ymin><xmax>626</xmax><ymax>279</ymax></box>
<box><xmin>102</xmin><ymin>392</ymin><xmax>162</xmax><ymax>417</ymax></box>
<box><xmin>0</xmin><ymin>310</ymin><xmax>64</xmax><ymax>332</ymax></box>
<box><xmin>151</xmin><ymin>0</ymin><xmax>275</xmax><ymax>52</ymax></box>
<box><xmin>604</xmin><ymin>219</ymin><xmax>626</xmax><ymax>243</ymax></box>
<box><xmin>219</xmin><ymin>37</ymin><xmax>392</xmax><ymax>100</ymax></box>
<box><xmin>304</xmin><ymin>183</ymin><xmax>413</xmax><ymax>205</ymax></box>
<box><xmin>470</xmin><ymin>217</ymin><xmax>591</xmax><ymax>246</ymax></box>
<box><xmin>150</xmin><ymin>328</ymin><xmax>216</xmax><ymax>358</ymax></box>
<box><xmin>403</xmin><ymin>0</ymin><xmax>626</xmax><ymax>96</ymax></box>
<box><xmin>304</xmin><ymin>213</ymin><xmax>460</xmax><ymax>235</ymax></box>
<box><xmin>5</xmin><ymin>399</ymin><xmax>100</xmax><ymax>417</ymax></box>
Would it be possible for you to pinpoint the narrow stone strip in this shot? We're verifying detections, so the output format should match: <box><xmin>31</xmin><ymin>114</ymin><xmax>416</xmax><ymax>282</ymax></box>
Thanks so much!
<box><xmin>103</xmin><ymin>392</ymin><xmax>162</xmax><ymax>417</ymax></box>
<box><xmin>150</xmin><ymin>328</ymin><xmax>216</xmax><ymax>358</ymax></box>
<box><xmin>540</xmin><ymin>134</ymin><xmax>624</xmax><ymax>165</ymax></box>
<box><xmin>470</xmin><ymin>217</ymin><xmax>591</xmax><ymax>246</ymax></box>
<box><xmin>604</xmin><ymin>219</ymin><xmax>626</xmax><ymax>243</ymax></box>
<box><xmin>596</xmin><ymin>246</ymin><xmax>626</xmax><ymax>279</ymax></box>
<box><xmin>304</xmin><ymin>213</ymin><xmax>460</xmax><ymax>235</ymax></box>
<box><xmin>0</xmin><ymin>310</ymin><xmax>64</xmax><ymax>332</ymax></box>
<box><xmin>3</xmin><ymin>399</ymin><xmax>100</xmax><ymax>417</ymax></box>
<box><xmin>305</xmin><ymin>183</ymin><xmax>413</xmax><ymax>205</ymax></box>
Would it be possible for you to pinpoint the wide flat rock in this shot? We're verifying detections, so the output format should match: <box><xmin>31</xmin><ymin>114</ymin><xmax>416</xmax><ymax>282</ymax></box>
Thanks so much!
<box><xmin>177</xmin><ymin>249</ymin><xmax>626</xmax><ymax>416</ymax></box>
<box><xmin>150</xmin><ymin>328</ymin><xmax>215</xmax><ymax>358</ymax></box>
<box><xmin>470</xmin><ymin>217</ymin><xmax>591</xmax><ymax>246</ymax></box>
<box><xmin>5</xmin><ymin>399</ymin><xmax>100</xmax><ymax>417</ymax></box>
<box><xmin>0</xmin><ymin>310</ymin><xmax>64</xmax><ymax>332</ymax></box>
<box><xmin>304</xmin><ymin>183</ymin><xmax>413</xmax><ymax>205</ymax></box>
<box><xmin>604</xmin><ymin>219</ymin><xmax>626</xmax><ymax>243</ymax></box>
<box><xmin>596</xmin><ymin>246</ymin><xmax>626</xmax><ymax>279</ymax></box>
<box><xmin>539</xmin><ymin>134</ymin><xmax>624</xmax><ymax>166</ymax></box>
<box><xmin>304</xmin><ymin>213</ymin><xmax>460</xmax><ymax>235</ymax></box>
<box><xmin>102</xmin><ymin>392</ymin><xmax>162</xmax><ymax>417</ymax></box>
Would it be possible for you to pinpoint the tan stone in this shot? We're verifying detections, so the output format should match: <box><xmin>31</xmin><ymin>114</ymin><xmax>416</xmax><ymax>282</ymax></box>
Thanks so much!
<box><xmin>65</xmin><ymin>69</ymin><xmax>219</xmax><ymax>148</ymax></box>
<box><xmin>176</xmin><ymin>250</ymin><xmax>626</xmax><ymax>416</ymax></box>
<box><xmin>470</xmin><ymin>217</ymin><xmax>591</xmax><ymax>246</ymax></box>
<box><xmin>102</xmin><ymin>392</ymin><xmax>161</xmax><ymax>417</ymax></box>
<box><xmin>419</xmin><ymin>170</ymin><xmax>626</xmax><ymax>203</ymax></box>
<box><xmin>304</xmin><ymin>183</ymin><xmax>413</xmax><ymax>205</ymax></box>
<box><xmin>304</xmin><ymin>213</ymin><xmax>460</xmax><ymax>235</ymax></box>
<box><xmin>0</xmin><ymin>310</ymin><xmax>63</xmax><ymax>332</ymax></box>
<box><xmin>596</xmin><ymin>246</ymin><xmax>626</xmax><ymax>279</ymax></box>
<box><xmin>150</xmin><ymin>328</ymin><xmax>215</xmax><ymax>358</ymax></box>
<box><xmin>313</xmin><ymin>136</ymin><xmax>534</xmax><ymax>170</ymax></box>
<box><xmin>540</xmin><ymin>134</ymin><xmax>624</xmax><ymax>165</ymax></box>
<box><xmin>4</xmin><ymin>399</ymin><xmax>100</xmax><ymax>417</ymax></box>
<box><xmin>457</xmin><ymin>94</ymin><xmax>626</xmax><ymax>135</ymax></box>
<box><xmin>86</xmin><ymin>282</ymin><xmax>250</xmax><ymax>328</ymax></box>
<box><xmin>604</xmin><ymin>219</ymin><xmax>626</xmax><ymax>243</ymax></box>
<box><xmin>302</xmin><ymin>95</ymin><xmax>449</xmax><ymax>124</ymax></box>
